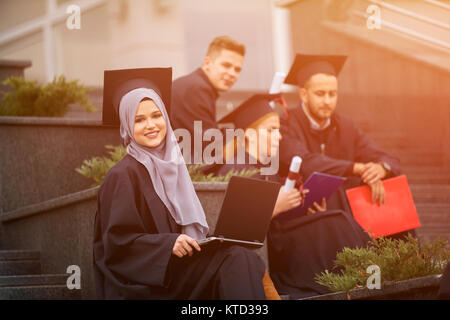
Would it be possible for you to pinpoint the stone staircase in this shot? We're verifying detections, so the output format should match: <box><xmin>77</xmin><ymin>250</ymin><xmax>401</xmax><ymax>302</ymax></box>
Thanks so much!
<box><xmin>322</xmin><ymin>0</ymin><xmax>450</xmax><ymax>73</ymax></box>
<box><xmin>369</xmin><ymin>134</ymin><xmax>450</xmax><ymax>243</ymax></box>
<box><xmin>0</xmin><ymin>250</ymin><xmax>81</xmax><ymax>299</ymax></box>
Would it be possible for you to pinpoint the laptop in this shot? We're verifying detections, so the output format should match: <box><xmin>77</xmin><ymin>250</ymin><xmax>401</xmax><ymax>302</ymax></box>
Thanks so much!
<box><xmin>196</xmin><ymin>176</ymin><xmax>281</xmax><ymax>248</ymax></box>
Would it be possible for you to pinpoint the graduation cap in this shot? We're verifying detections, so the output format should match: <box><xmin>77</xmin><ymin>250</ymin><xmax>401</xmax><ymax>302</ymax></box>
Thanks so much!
<box><xmin>284</xmin><ymin>54</ymin><xmax>347</xmax><ymax>87</ymax></box>
<box><xmin>218</xmin><ymin>93</ymin><xmax>282</xmax><ymax>129</ymax></box>
<box><xmin>102</xmin><ymin>67</ymin><xmax>172</xmax><ymax>126</ymax></box>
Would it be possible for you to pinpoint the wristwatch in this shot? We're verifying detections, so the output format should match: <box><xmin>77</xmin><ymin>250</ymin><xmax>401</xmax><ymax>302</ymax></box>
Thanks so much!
<box><xmin>380</xmin><ymin>162</ymin><xmax>391</xmax><ymax>173</ymax></box>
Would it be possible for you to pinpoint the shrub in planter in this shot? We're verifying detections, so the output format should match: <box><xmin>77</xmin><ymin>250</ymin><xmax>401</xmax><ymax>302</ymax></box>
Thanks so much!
<box><xmin>76</xmin><ymin>145</ymin><xmax>260</xmax><ymax>186</ymax></box>
<box><xmin>0</xmin><ymin>76</ymin><xmax>96</xmax><ymax>116</ymax></box>
<box><xmin>315</xmin><ymin>235</ymin><xmax>450</xmax><ymax>293</ymax></box>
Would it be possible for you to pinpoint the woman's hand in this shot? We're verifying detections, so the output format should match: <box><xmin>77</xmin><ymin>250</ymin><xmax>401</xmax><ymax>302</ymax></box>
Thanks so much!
<box><xmin>272</xmin><ymin>187</ymin><xmax>309</xmax><ymax>218</ymax></box>
<box><xmin>307</xmin><ymin>197</ymin><xmax>327</xmax><ymax>215</ymax></box>
<box><xmin>172</xmin><ymin>234</ymin><xmax>201</xmax><ymax>258</ymax></box>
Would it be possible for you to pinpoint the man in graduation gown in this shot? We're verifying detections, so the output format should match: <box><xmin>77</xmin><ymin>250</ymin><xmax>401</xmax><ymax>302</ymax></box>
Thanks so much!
<box><xmin>213</xmin><ymin>93</ymin><xmax>372</xmax><ymax>299</ymax></box>
<box><xmin>171</xmin><ymin>36</ymin><xmax>245</xmax><ymax>163</ymax></box>
<box><xmin>278</xmin><ymin>54</ymin><xmax>416</xmax><ymax>240</ymax></box>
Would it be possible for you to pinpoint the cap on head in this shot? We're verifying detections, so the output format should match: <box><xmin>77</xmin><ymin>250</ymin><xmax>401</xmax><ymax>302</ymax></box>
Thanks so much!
<box><xmin>284</xmin><ymin>54</ymin><xmax>347</xmax><ymax>87</ymax></box>
<box><xmin>218</xmin><ymin>93</ymin><xmax>281</xmax><ymax>129</ymax></box>
<box><xmin>102</xmin><ymin>67</ymin><xmax>172</xmax><ymax>126</ymax></box>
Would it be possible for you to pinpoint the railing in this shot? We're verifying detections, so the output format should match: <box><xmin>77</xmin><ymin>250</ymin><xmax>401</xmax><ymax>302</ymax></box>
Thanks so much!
<box><xmin>352</xmin><ymin>11</ymin><xmax>450</xmax><ymax>52</ymax></box>
<box><xmin>425</xmin><ymin>0</ymin><xmax>450</xmax><ymax>11</ymax></box>
<box><xmin>368</xmin><ymin>0</ymin><xmax>450</xmax><ymax>31</ymax></box>
<box><xmin>352</xmin><ymin>0</ymin><xmax>450</xmax><ymax>53</ymax></box>
<box><xmin>0</xmin><ymin>0</ymin><xmax>107</xmax><ymax>82</ymax></box>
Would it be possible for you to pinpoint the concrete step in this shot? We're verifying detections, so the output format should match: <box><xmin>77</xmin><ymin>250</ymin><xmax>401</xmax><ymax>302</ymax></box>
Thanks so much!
<box><xmin>416</xmin><ymin>204</ymin><xmax>450</xmax><ymax>215</ymax></box>
<box><xmin>398</xmin><ymin>154</ymin><xmax>444</xmax><ymax>166</ymax></box>
<box><xmin>0</xmin><ymin>261</ymin><xmax>41</xmax><ymax>276</ymax></box>
<box><xmin>418</xmin><ymin>213</ymin><xmax>450</xmax><ymax>226</ymax></box>
<box><xmin>0</xmin><ymin>285</ymin><xmax>81</xmax><ymax>300</ymax></box>
<box><xmin>0</xmin><ymin>250</ymin><xmax>41</xmax><ymax>276</ymax></box>
<box><xmin>0</xmin><ymin>250</ymin><xmax>40</xmax><ymax>261</ymax></box>
<box><xmin>0</xmin><ymin>274</ymin><xmax>68</xmax><ymax>287</ymax></box>
<box><xmin>407</xmin><ymin>174</ymin><xmax>450</xmax><ymax>185</ymax></box>
<box><xmin>410</xmin><ymin>185</ymin><xmax>450</xmax><ymax>202</ymax></box>
<box><xmin>403</xmin><ymin>166</ymin><xmax>450</xmax><ymax>174</ymax></box>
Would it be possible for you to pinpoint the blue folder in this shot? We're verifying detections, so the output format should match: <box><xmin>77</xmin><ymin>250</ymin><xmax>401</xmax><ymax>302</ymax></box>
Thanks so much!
<box><xmin>278</xmin><ymin>172</ymin><xmax>346</xmax><ymax>218</ymax></box>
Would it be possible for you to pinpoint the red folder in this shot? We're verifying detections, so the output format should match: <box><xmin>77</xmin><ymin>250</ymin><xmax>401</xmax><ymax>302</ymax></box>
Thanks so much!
<box><xmin>346</xmin><ymin>175</ymin><xmax>421</xmax><ymax>238</ymax></box>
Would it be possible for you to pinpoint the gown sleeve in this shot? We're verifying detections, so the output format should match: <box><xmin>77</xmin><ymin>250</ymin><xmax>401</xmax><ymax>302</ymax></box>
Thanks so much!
<box><xmin>96</xmin><ymin>169</ymin><xmax>180</xmax><ymax>287</ymax></box>
<box><xmin>352</xmin><ymin>124</ymin><xmax>401</xmax><ymax>177</ymax></box>
<box><xmin>280</xmin><ymin>117</ymin><xmax>353</xmax><ymax>177</ymax></box>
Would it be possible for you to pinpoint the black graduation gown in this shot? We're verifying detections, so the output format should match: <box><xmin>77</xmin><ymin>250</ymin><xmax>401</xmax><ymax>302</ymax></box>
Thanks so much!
<box><xmin>278</xmin><ymin>105</ymin><xmax>418</xmax><ymax>240</ymax></box>
<box><xmin>279</xmin><ymin>105</ymin><xmax>401</xmax><ymax>179</ymax></box>
<box><xmin>268</xmin><ymin>210</ymin><xmax>371</xmax><ymax>299</ymax></box>
<box><xmin>93</xmin><ymin>155</ymin><xmax>266</xmax><ymax>300</ymax></box>
<box><xmin>171</xmin><ymin>68</ymin><xmax>221</xmax><ymax>160</ymax></box>
<box><xmin>215</xmin><ymin>154</ymin><xmax>371</xmax><ymax>299</ymax></box>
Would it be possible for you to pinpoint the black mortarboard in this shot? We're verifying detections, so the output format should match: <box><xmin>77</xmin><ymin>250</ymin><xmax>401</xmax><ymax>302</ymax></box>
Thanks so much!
<box><xmin>284</xmin><ymin>54</ymin><xmax>347</xmax><ymax>87</ymax></box>
<box><xmin>218</xmin><ymin>93</ymin><xmax>281</xmax><ymax>129</ymax></box>
<box><xmin>102</xmin><ymin>67</ymin><xmax>172</xmax><ymax>126</ymax></box>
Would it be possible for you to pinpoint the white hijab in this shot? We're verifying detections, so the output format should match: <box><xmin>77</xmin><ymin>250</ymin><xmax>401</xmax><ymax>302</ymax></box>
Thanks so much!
<box><xmin>119</xmin><ymin>88</ymin><xmax>209</xmax><ymax>239</ymax></box>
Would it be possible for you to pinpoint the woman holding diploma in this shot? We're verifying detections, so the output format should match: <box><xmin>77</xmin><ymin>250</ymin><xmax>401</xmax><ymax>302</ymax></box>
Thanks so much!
<box><xmin>215</xmin><ymin>93</ymin><xmax>370</xmax><ymax>299</ymax></box>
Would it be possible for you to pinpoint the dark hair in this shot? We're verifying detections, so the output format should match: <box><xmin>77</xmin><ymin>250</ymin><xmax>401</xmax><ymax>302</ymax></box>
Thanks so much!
<box><xmin>206</xmin><ymin>36</ymin><xmax>246</xmax><ymax>58</ymax></box>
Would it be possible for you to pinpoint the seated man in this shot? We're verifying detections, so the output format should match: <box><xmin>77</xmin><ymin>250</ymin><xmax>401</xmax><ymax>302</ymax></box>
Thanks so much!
<box><xmin>215</xmin><ymin>94</ymin><xmax>371</xmax><ymax>299</ymax></box>
<box><xmin>279</xmin><ymin>54</ymin><xmax>414</xmax><ymax>240</ymax></box>
<box><xmin>171</xmin><ymin>35</ymin><xmax>245</xmax><ymax>164</ymax></box>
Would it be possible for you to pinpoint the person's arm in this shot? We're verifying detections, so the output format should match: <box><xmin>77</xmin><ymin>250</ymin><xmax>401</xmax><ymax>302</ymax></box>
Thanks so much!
<box><xmin>97</xmin><ymin>170</ymin><xmax>180</xmax><ymax>287</ymax></box>
<box><xmin>279</xmin><ymin>128</ymin><xmax>354</xmax><ymax>178</ymax></box>
<box><xmin>352</xmin><ymin>125</ymin><xmax>401</xmax><ymax>177</ymax></box>
<box><xmin>272</xmin><ymin>187</ymin><xmax>309</xmax><ymax>218</ymax></box>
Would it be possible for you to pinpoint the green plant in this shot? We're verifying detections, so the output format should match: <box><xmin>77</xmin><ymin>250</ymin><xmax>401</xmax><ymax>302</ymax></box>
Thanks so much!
<box><xmin>76</xmin><ymin>145</ymin><xmax>127</xmax><ymax>187</ymax></box>
<box><xmin>315</xmin><ymin>235</ymin><xmax>450</xmax><ymax>293</ymax></box>
<box><xmin>76</xmin><ymin>145</ymin><xmax>260</xmax><ymax>186</ymax></box>
<box><xmin>0</xmin><ymin>76</ymin><xmax>96</xmax><ymax>116</ymax></box>
<box><xmin>186</xmin><ymin>164</ymin><xmax>260</xmax><ymax>182</ymax></box>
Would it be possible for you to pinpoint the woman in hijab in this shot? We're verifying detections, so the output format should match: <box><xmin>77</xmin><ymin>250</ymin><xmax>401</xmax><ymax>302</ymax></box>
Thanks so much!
<box><xmin>93</xmin><ymin>68</ymin><xmax>266</xmax><ymax>300</ymax></box>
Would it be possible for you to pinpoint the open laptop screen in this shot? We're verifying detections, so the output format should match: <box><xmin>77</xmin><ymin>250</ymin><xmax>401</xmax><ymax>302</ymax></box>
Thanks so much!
<box><xmin>213</xmin><ymin>176</ymin><xmax>281</xmax><ymax>243</ymax></box>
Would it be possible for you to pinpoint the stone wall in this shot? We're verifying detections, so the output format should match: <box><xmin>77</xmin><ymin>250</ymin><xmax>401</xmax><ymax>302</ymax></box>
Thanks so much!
<box><xmin>0</xmin><ymin>117</ymin><xmax>122</xmax><ymax>213</ymax></box>
<box><xmin>0</xmin><ymin>183</ymin><xmax>234</xmax><ymax>300</ymax></box>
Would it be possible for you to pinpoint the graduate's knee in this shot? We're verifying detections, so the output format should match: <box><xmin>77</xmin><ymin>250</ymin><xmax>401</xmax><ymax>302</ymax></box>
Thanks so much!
<box><xmin>222</xmin><ymin>245</ymin><xmax>265</xmax><ymax>273</ymax></box>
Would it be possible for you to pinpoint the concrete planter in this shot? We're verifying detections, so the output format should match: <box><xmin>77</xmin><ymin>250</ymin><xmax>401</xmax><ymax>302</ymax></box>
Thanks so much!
<box><xmin>0</xmin><ymin>183</ymin><xmax>232</xmax><ymax>299</ymax></box>
<box><xmin>300</xmin><ymin>274</ymin><xmax>442</xmax><ymax>300</ymax></box>
<box><xmin>0</xmin><ymin>117</ymin><xmax>122</xmax><ymax>213</ymax></box>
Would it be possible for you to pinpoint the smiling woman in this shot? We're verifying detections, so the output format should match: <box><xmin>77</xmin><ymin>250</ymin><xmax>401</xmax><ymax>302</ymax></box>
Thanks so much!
<box><xmin>93</xmin><ymin>67</ymin><xmax>267</xmax><ymax>300</ymax></box>
<box><xmin>133</xmin><ymin>98</ymin><xmax>167</xmax><ymax>149</ymax></box>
